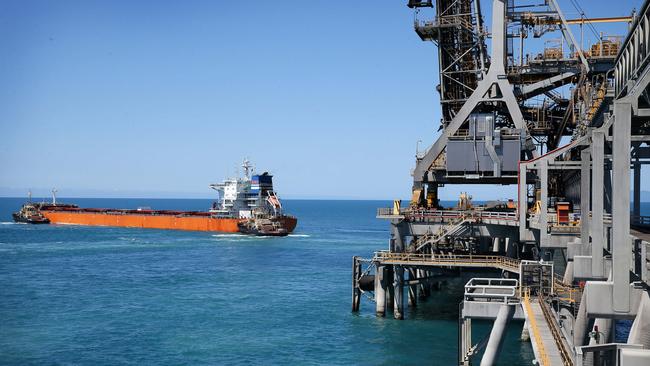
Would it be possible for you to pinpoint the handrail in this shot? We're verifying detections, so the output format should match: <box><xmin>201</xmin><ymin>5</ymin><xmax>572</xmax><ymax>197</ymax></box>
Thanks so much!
<box><xmin>631</xmin><ymin>215</ymin><xmax>650</xmax><ymax>226</ymax></box>
<box><xmin>614</xmin><ymin>0</ymin><xmax>650</xmax><ymax>97</ymax></box>
<box><xmin>538</xmin><ymin>293</ymin><xmax>574</xmax><ymax>366</ymax></box>
<box><xmin>465</xmin><ymin>278</ymin><xmax>519</xmax><ymax>303</ymax></box>
<box><xmin>523</xmin><ymin>289</ymin><xmax>550</xmax><ymax>366</ymax></box>
<box><xmin>373</xmin><ymin>252</ymin><xmax>521</xmax><ymax>273</ymax></box>
<box><xmin>377</xmin><ymin>207</ymin><xmax>518</xmax><ymax>222</ymax></box>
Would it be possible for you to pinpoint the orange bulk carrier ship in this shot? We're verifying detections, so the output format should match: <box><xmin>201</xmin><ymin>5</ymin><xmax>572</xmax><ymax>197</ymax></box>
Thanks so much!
<box><xmin>14</xmin><ymin>160</ymin><xmax>297</xmax><ymax>236</ymax></box>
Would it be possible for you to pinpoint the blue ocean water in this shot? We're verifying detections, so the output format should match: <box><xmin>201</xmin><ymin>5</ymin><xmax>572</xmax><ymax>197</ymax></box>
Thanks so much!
<box><xmin>0</xmin><ymin>197</ymin><xmax>544</xmax><ymax>365</ymax></box>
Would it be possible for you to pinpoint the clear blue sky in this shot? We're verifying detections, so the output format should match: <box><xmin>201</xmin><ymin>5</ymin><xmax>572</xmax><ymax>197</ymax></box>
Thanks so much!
<box><xmin>0</xmin><ymin>0</ymin><xmax>645</xmax><ymax>200</ymax></box>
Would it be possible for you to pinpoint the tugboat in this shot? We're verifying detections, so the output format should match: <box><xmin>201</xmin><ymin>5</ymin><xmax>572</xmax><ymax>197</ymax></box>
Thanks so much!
<box><xmin>238</xmin><ymin>218</ymin><xmax>290</xmax><ymax>236</ymax></box>
<box><xmin>12</xmin><ymin>191</ymin><xmax>51</xmax><ymax>224</ymax></box>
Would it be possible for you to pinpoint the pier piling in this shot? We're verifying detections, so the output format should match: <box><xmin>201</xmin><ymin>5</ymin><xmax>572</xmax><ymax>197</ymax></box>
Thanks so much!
<box><xmin>352</xmin><ymin>257</ymin><xmax>361</xmax><ymax>312</ymax></box>
<box><xmin>375</xmin><ymin>264</ymin><xmax>386</xmax><ymax>317</ymax></box>
<box><xmin>393</xmin><ymin>265</ymin><xmax>405</xmax><ymax>320</ymax></box>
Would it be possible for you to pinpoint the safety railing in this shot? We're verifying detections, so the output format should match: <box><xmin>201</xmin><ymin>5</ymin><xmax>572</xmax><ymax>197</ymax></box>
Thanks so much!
<box><xmin>376</xmin><ymin>207</ymin><xmax>407</xmax><ymax>217</ymax></box>
<box><xmin>464</xmin><ymin>278</ymin><xmax>519</xmax><ymax>303</ymax></box>
<box><xmin>377</xmin><ymin>207</ymin><xmax>518</xmax><ymax>223</ymax></box>
<box><xmin>373</xmin><ymin>252</ymin><xmax>521</xmax><ymax>273</ymax></box>
<box><xmin>614</xmin><ymin>0</ymin><xmax>650</xmax><ymax>97</ymax></box>
<box><xmin>632</xmin><ymin>215</ymin><xmax>650</xmax><ymax>226</ymax></box>
<box><xmin>539</xmin><ymin>293</ymin><xmax>574</xmax><ymax>366</ymax></box>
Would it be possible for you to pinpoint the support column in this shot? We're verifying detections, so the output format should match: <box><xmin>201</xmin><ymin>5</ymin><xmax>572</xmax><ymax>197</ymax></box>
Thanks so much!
<box><xmin>418</xmin><ymin>269</ymin><xmax>429</xmax><ymax>299</ymax></box>
<box><xmin>521</xmin><ymin>320</ymin><xmax>530</xmax><ymax>341</ymax></box>
<box><xmin>391</xmin><ymin>222</ymin><xmax>405</xmax><ymax>253</ymax></box>
<box><xmin>539</xmin><ymin>159</ymin><xmax>549</xmax><ymax>248</ymax></box>
<box><xmin>505</xmin><ymin>237</ymin><xmax>513</xmax><ymax>256</ymax></box>
<box><xmin>352</xmin><ymin>257</ymin><xmax>361</xmax><ymax>312</ymax></box>
<box><xmin>375</xmin><ymin>264</ymin><xmax>386</xmax><ymax>317</ymax></box>
<box><xmin>386</xmin><ymin>265</ymin><xmax>394</xmax><ymax>309</ymax></box>
<box><xmin>458</xmin><ymin>317</ymin><xmax>472</xmax><ymax>365</ymax></box>
<box><xmin>604</xmin><ymin>165</ymin><xmax>613</xmax><ymax>213</ymax></box>
<box><xmin>492</xmin><ymin>237</ymin><xmax>500</xmax><ymax>253</ymax></box>
<box><xmin>394</xmin><ymin>265</ymin><xmax>405</xmax><ymax>319</ymax></box>
<box><xmin>592</xmin><ymin>130</ymin><xmax>605</xmax><ymax>277</ymax></box>
<box><xmin>408</xmin><ymin>268</ymin><xmax>418</xmax><ymax>307</ymax></box>
<box><xmin>580</xmin><ymin>149</ymin><xmax>591</xmax><ymax>244</ymax></box>
<box><xmin>519</xmin><ymin>163</ymin><xmax>528</xmax><ymax>241</ymax></box>
<box><xmin>612</xmin><ymin>101</ymin><xmax>631</xmax><ymax>313</ymax></box>
<box><xmin>633</xmin><ymin>158</ymin><xmax>641</xmax><ymax>218</ymax></box>
<box><xmin>481</xmin><ymin>304</ymin><xmax>515</xmax><ymax>366</ymax></box>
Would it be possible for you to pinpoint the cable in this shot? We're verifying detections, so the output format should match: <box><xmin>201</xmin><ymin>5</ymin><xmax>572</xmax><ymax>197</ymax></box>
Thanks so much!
<box><xmin>568</xmin><ymin>0</ymin><xmax>601</xmax><ymax>40</ymax></box>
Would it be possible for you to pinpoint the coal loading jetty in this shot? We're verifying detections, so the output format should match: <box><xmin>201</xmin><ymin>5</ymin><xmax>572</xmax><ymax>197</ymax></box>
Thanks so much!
<box><xmin>352</xmin><ymin>1</ymin><xmax>650</xmax><ymax>365</ymax></box>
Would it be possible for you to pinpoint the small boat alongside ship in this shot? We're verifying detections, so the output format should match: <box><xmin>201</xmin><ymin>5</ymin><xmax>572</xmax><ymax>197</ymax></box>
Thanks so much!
<box><xmin>12</xmin><ymin>160</ymin><xmax>297</xmax><ymax>236</ymax></box>
<box><xmin>12</xmin><ymin>203</ymin><xmax>50</xmax><ymax>224</ymax></box>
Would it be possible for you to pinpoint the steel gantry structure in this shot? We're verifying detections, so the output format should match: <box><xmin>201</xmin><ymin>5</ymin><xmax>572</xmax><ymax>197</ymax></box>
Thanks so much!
<box><xmin>353</xmin><ymin>1</ymin><xmax>650</xmax><ymax>365</ymax></box>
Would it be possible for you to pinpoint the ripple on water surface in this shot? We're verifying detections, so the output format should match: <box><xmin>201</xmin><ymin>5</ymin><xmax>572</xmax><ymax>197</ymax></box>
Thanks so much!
<box><xmin>0</xmin><ymin>199</ymin><xmax>536</xmax><ymax>365</ymax></box>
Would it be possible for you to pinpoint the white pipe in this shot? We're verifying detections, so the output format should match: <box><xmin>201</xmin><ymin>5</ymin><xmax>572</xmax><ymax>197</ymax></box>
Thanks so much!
<box><xmin>481</xmin><ymin>304</ymin><xmax>515</xmax><ymax>366</ymax></box>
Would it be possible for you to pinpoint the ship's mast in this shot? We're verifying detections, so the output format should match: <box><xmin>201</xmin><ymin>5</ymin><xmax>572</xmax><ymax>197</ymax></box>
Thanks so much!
<box><xmin>242</xmin><ymin>159</ymin><xmax>253</xmax><ymax>180</ymax></box>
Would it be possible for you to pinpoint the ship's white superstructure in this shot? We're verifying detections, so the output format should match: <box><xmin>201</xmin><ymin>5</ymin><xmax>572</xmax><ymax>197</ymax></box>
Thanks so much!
<box><xmin>209</xmin><ymin>159</ymin><xmax>283</xmax><ymax>219</ymax></box>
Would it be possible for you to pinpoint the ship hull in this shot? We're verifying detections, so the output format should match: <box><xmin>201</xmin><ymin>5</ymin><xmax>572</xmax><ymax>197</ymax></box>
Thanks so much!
<box><xmin>277</xmin><ymin>216</ymin><xmax>298</xmax><ymax>233</ymax></box>
<box><xmin>41</xmin><ymin>210</ymin><xmax>240</xmax><ymax>233</ymax></box>
<box><xmin>237</xmin><ymin>215</ymin><xmax>298</xmax><ymax>236</ymax></box>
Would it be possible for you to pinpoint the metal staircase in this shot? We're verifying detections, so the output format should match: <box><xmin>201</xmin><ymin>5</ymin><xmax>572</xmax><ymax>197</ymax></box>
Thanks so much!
<box><xmin>412</xmin><ymin>216</ymin><xmax>470</xmax><ymax>251</ymax></box>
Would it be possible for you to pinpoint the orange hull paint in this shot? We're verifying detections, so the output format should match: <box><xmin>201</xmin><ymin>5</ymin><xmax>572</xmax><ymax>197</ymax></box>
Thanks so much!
<box><xmin>42</xmin><ymin>211</ymin><xmax>240</xmax><ymax>232</ymax></box>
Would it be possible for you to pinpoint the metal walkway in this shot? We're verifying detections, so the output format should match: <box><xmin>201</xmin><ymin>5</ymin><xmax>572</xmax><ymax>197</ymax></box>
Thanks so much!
<box><xmin>373</xmin><ymin>251</ymin><xmax>577</xmax><ymax>365</ymax></box>
<box><xmin>522</xmin><ymin>293</ymin><xmax>566</xmax><ymax>366</ymax></box>
<box><xmin>373</xmin><ymin>252</ymin><xmax>521</xmax><ymax>273</ymax></box>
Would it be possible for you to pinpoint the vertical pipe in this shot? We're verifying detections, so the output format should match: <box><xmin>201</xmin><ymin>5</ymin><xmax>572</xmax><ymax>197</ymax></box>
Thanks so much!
<box><xmin>642</xmin><ymin>240</ymin><xmax>648</xmax><ymax>283</ymax></box>
<box><xmin>386</xmin><ymin>265</ymin><xmax>394</xmax><ymax>309</ymax></box>
<box><xmin>465</xmin><ymin>318</ymin><xmax>472</xmax><ymax>360</ymax></box>
<box><xmin>592</xmin><ymin>130</ymin><xmax>605</xmax><ymax>277</ymax></box>
<box><xmin>519</xmin><ymin>163</ymin><xmax>528</xmax><ymax>241</ymax></box>
<box><xmin>612</xmin><ymin>101</ymin><xmax>631</xmax><ymax>313</ymax></box>
<box><xmin>394</xmin><ymin>265</ymin><xmax>405</xmax><ymax>320</ymax></box>
<box><xmin>375</xmin><ymin>264</ymin><xmax>386</xmax><ymax>317</ymax></box>
<box><xmin>458</xmin><ymin>310</ymin><xmax>465</xmax><ymax>365</ymax></box>
<box><xmin>633</xmin><ymin>159</ymin><xmax>641</xmax><ymax>218</ymax></box>
<box><xmin>580</xmin><ymin>149</ymin><xmax>591</xmax><ymax>244</ymax></box>
<box><xmin>539</xmin><ymin>159</ymin><xmax>549</xmax><ymax>248</ymax></box>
